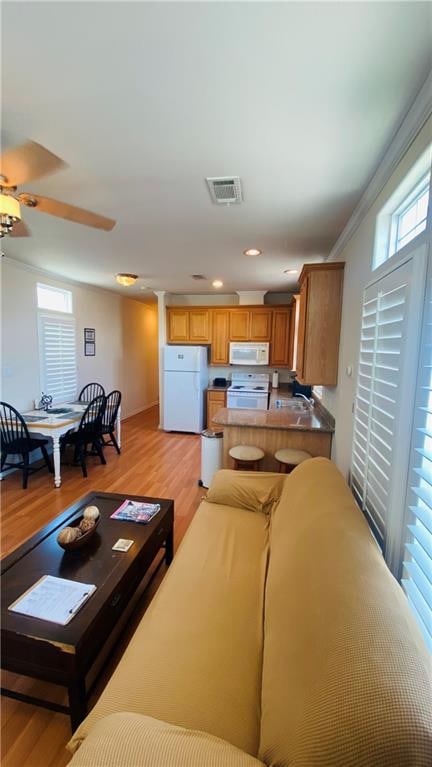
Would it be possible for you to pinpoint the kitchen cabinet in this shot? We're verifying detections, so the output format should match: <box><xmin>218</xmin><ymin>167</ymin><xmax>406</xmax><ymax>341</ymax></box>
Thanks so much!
<box><xmin>229</xmin><ymin>308</ymin><xmax>272</xmax><ymax>341</ymax></box>
<box><xmin>229</xmin><ymin>310</ymin><xmax>250</xmax><ymax>340</ymax></box>
<box><xmin>211</xmin><ymin>310</ymin><xmax>230</xmax><ymax>364</ymax></box>
<box><xmin>166</xmin><ymin>305</ymin><xmax>294</xmax><ymax>366</ymax></box>
<box><xmin>249</xmin><ymin>308</ymin><xmax>272</xmax><ymax>341</ymax></box>
<box><xmin>167</xmin><ymin>308</ymin><xmax>210</xmax><ymax>343</ymax></box>
<box><xmin>207</xmin><ymin>389</ymin><xmax>226</xmax><ymax>431</ymax></box>
<box><xmin>270</xmin><ymin>307</ymin><xmax>291</xmax><ymax>366</ymax></box>
<box><xmin>189</xmin><ymin>310</ymin><xmax>210</xmax><ymax>342</ymax></box>
<box><xmin>167</xmin><ymin>309</ymin><xmax>189</xmax><ymax>342</ymax></box>
<box><xmin>295</xmin><ymin>263</ymin><xmax>344</xmax><ymax>385</ymax></box>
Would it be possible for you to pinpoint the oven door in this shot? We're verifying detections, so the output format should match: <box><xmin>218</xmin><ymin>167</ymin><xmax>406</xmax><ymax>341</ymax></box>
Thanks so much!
<box><xmin>227</xmin><ymin>392</ymin><xmax>268</xmax><ymax>410</ymax></box>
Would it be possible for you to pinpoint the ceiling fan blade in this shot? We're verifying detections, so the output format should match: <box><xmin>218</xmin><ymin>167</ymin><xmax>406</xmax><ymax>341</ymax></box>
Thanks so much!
<box><xmin>18</xmin><ymin>194</ymin><xmax>116</xmax><ymax>231</ymax></box>
<box><xmin>9</xmin><ymin>219</ymin><xmax>31</xmax><ymax>237</ymax></box>
<box><xmin>0</xmin><ymin>141</ymin><xmax>67</xmax><ymax>188</ymax></box>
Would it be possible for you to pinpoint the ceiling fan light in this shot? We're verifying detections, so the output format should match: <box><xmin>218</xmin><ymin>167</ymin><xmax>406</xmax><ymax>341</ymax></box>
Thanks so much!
<box><xmin>0</xmin><ymin>193</ymin><xmax>21</xmax><ymax>220</ymax></box>
<box><xmin>116</xmin><ymin>273</ymin><xmax>138</xmax><ymax>287</ymax></box>
<box><xmin>0</xmin><ymin>193</ymin><xmax>21</xmax><ymax>237</ymax></box>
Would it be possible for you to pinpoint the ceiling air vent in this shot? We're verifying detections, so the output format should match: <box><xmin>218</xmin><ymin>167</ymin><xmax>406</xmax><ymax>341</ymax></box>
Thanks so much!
<box><xmin>206</xmin><ymin>176</ymin><xmax>243</xmax><ymax>205</ymax></box>
<box><xmin>191</xmin><ymin>274</ymin><xmax>206</xmax><ymax>280</ymax></box>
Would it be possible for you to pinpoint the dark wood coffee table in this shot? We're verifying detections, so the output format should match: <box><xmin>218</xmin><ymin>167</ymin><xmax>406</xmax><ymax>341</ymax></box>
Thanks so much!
<box><xmin>1</xmin><ymin>491</ymin><xmax>174</xmax><ymax>730</ymax></box>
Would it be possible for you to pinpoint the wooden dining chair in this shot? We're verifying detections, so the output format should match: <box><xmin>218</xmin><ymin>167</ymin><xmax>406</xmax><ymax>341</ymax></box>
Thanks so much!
<box><xmin>78</xmin><ymin>382</ymin><xmax>105</xmax><ymax>402</ymax></box>
<box><xmin>100</xmin><ymin>390</ymin><xmax>122</xmax><ymax>454</ymax></box>
<box><xmin>0</xmin><ymin>402</ymin><xmax>53</xmax><ymax>489</ymax></box>
<box><xmin>60</xmin><ymin>395</ymin><xmax>106</xmax><ymax>478</ymax></box>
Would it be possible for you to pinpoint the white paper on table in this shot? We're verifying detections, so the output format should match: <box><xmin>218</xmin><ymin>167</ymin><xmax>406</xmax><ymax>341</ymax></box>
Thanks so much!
<box><xmin>8</xmin><ymin>575</ymin><xmax>97</xmax><ymax>626</ymax></box>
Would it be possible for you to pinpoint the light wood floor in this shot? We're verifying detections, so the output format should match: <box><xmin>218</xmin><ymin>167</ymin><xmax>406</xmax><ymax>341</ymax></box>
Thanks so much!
<box><xmin>1</xmin><ymin>406</ymin><xmax>204</xmax><ymax>767</ymax></box>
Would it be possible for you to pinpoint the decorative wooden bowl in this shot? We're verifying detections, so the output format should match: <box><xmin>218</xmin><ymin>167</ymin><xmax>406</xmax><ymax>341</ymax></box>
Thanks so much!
<box><xmin>57</xmin><ymin>516</ymin><xmax>100</xmax><ymax>551</ymax></box>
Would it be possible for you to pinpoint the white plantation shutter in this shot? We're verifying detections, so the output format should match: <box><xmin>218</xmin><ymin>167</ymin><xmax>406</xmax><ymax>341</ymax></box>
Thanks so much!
<box><xmin>351</xmin><ymin>244</ymin><xmax>427</xmax><ymax>570</ymax></box>
<box><xmin>401</xmin><ymin>270</ymin><xmax>432</xmax><ymax>652</ymax></box>
<box><xmin>351</xmin><ymin>262</ymin><xmax>412</xmax><ymax>547</ymax></box>
<box><xmin>39</xmin><ymin>314</ymin><xmax>77</xmax><ymax>404</ymax></box>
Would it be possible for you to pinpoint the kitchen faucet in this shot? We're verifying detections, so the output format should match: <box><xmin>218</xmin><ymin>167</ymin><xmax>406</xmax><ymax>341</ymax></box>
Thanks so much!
<box><xmin>294</xmin><ymin>393</ymin><xmax>314</xmax><ymax>408</ymax></box>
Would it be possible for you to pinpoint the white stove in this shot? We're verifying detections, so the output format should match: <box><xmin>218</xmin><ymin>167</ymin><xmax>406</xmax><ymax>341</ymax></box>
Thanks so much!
<box><xmin>227</xmin><ymin>373</ymin><xmax>270</xmax><ymax>410</ymax></box>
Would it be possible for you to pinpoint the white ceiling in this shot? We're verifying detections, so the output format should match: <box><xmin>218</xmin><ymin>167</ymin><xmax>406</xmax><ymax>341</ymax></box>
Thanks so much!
<box><xmin>2</xmin><ymin>1</ymin><xmax>431</xmax><ymax>300</ymax></box>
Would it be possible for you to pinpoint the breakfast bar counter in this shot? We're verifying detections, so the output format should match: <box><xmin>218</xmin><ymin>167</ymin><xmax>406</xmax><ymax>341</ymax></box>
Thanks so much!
<box><xmin>213</xmin><ymin>400</ymin><xmax>334</xmax><ymax>471</ymax></box>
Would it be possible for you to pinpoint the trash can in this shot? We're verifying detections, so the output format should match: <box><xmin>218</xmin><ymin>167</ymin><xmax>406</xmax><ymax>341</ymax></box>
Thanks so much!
<box><xmin>199</xmin><ymin>429</ymin><xmax>223</xmax><ymax>488</ymax></box>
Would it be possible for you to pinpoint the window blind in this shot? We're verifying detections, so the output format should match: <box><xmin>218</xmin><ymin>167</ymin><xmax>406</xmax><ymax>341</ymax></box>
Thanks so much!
<box><xmin>401</xmin><ymin>272</ymin><xmax>432</xmax><ymax>652</ymax></box>
<box><xmin>39</xmin><ymin>315</ymin><xmax>77</xmax><ymax>404</ymax></box>
<box><xmin>351</xmin><ymin>261</ymin><xmax>412</xmax><ymax>549</ymax></box>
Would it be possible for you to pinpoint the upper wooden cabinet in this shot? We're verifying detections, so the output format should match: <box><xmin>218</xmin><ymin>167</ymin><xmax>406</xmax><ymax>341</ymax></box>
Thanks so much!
<box><xmin>229</xmin><ymin>308</ymin><xmax>272</xmax><ymax>341</ymax></box>
<box><xmin>167</xmin><ymin>308</ymin><xmax>210</xmax><ymax>344</ymax></box>
<box><xmin>270</xmin><ymin>307</ymin><xmax>291</xmax><ymax>366</ymax></box>
<box><xmin>211</xmin><ymin>310</ymin><xmax>230</xmax><ymax>364</ymax></box>
<box><xmin>229</xmin><ymin>310</ymin><xmax>250</xmax><ymax>340</ymax></box>
<box><xmin>295</xmin><ymin>263</ymin><xmax>344</xmax><ymax>386</ymax></box>
<box><xmin>249</xmin><ymin>308</ymin><xmax>272</xmax><ymax>341</ymax></box>
<box><xmin>167</xmin><ymin>304</ymin><xmax>293</xmax><ymax>367</ymax></box>
<box><xmin>167</xmin><ymin>309</ymin><xmax>189</xmax><ymax>342</ymax></box>
<box><xmin>189</xmin><ymin>310</ymin><xmax>210</xmax><ymax>342</ymax></box>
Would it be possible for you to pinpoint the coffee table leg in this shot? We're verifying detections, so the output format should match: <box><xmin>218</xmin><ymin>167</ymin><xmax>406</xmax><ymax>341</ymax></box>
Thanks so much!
<box><xmin>165</xmin><ymin>527</ymin><xmax>174</xmax><ymax>566</ymax></box>
<box><xmin>68</xmin><ymin>677</ymin><xmax>87</xmax><ymax>732</ymax></box>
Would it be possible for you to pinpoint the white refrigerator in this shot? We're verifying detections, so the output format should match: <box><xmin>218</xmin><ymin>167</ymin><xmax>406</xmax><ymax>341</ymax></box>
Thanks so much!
<box><xmin>163</xmin><ymin>345</ymin><xmax>208</xmax><ymax>433</ymax></box>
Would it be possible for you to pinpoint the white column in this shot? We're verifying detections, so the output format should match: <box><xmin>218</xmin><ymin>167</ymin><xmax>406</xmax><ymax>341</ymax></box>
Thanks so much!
<box><xmin>154</xmin><ymin>291</ymin><xmax>167</xmax><ymax>429</ymax></box>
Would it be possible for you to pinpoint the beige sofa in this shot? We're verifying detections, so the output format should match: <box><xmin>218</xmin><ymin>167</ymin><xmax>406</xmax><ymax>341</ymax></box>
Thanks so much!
<box><xmin>68</xmin><ymin>458</ymin><xmax>431</xmax><ymax>766</ymax></box>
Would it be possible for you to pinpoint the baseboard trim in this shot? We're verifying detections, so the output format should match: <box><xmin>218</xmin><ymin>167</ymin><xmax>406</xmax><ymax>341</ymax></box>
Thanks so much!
<box><xmin>121</xmin><ymin>401</ymin><xmax>159</xmax><ymax>420</ymax></box>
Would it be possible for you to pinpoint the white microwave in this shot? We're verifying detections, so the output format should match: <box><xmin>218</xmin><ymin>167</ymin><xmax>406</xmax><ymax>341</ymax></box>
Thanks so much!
<box><xmin>229</xmin><ymin>342</ymin><xmax>269</xmax><ymax>366</ymax></box>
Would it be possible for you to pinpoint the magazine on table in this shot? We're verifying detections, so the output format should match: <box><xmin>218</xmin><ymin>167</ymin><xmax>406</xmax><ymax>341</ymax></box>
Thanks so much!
<box><xmin>111</xmin><ymin>499</ymin><xmax>161</xmax><ymax>524</ymax></box>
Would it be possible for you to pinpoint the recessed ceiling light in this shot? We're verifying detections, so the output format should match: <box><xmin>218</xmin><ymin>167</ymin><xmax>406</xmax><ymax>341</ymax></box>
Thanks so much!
<box><xmin>243</xmin><ymin>248</ymin><xmax>262</xmax><ymax>257</ymax></box>
<box><xmin>212</xmin><ymin>280</ymin><xmax>223</xmax><ymax>288</ymax></box>
<box><xmin>116</xmin><ymin>273</ymin><xmax>138</xmax><ymax>287</ymax></box>
<box><xmin>284</xmin><ymin>269</ymin><xmax>298</xmax><ymax>274</ymax></box>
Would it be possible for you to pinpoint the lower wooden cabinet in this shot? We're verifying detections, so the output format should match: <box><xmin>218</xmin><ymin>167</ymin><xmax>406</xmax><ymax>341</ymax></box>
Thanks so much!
<box><xmin>207</xmin><ymin>390</ymin><xmax>226</xmax><ymax>431</ymax></box>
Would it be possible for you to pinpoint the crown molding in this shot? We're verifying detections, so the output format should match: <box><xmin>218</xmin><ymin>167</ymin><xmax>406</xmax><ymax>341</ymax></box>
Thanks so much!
<box><xmin>1</xmin><ymin>256</ymin><xmax>151</xmax><ymax>304</ymax></box>
<box><xmin>327</xmin><ymin>70</ymin><xmax>432</xmax><ymax>262</ymax></box>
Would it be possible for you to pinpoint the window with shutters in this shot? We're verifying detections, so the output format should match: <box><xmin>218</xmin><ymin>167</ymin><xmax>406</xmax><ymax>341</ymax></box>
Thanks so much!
<box><xmin>351</xmin><ymin>242</ymin><xmax>428</xmax><ymax>569</ymax></box>
<box><xmin>38</xmin><ymin>314</ymin><xmax>77</xmax><ymax>404</ymax></box>
<box><xmin>401</xmin><ymin>269</ymin><xmax>432</xmax><ymax>652</ymax></box>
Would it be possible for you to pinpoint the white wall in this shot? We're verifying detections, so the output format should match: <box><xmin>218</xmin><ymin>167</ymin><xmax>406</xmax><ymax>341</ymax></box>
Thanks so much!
<box><xmin>1</xmin><ymin>259</ymin><xmax>159</xmax><ymax>419</ymax></box>
<box><xmin>322</xmin><ymin>114</ymin><xmax>432</xmax><ymax>478</ymax></box>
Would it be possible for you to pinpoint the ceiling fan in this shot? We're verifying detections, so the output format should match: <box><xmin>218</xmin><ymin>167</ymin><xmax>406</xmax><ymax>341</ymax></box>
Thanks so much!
<box><xmin>0</xmin><ymin>140</ymin><xmax>116</xmax><ymax>237</ymax></box>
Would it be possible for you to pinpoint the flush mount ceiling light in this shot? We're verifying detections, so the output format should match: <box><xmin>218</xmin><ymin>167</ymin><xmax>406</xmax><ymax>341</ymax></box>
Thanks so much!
<box><xmin>212</xmin><ymin>280</ymin><xmax>223</xmax><ymax>288</ymax></box>
<box><xmin>284</xmin><ymin>268</ymin><xmax>298</xmax><ymax>274</ymax></box>
<box><xmin>116</xmin><ymin>273</ymin><xmax>138</xmax><ymax>287</ymax></box>
<box><xmin>0</xmin><ymin>192</ymin><xmax>21</xmax><ymax>237</ymax></box>
<box><xmin>243</xmin><ymin>248</ymin><xmax>262</xmax><ymax>257</ymax></box>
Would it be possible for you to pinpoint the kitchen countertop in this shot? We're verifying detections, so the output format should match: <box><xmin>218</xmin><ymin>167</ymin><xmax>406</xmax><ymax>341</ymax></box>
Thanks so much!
<box><xmin>213</xmin><ymin>399</ymin><xmax>334</xmax><ymax>433</ymax></box>
<box><xmin>207</xmin><ymin>384</ymin><xmax>231</xmax><ymax>392</ymax></box>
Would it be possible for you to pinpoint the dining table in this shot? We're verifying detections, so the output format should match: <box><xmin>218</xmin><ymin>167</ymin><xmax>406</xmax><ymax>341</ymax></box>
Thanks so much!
<box><xmin>22</xmin><ymin>401</ymin><xmax>121</xmax><ymax>488</ymax></box>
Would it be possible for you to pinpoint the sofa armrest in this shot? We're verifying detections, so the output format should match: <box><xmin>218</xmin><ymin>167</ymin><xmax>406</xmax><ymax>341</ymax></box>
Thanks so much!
<box><xmin>68</xmin><ymin>712</ymin><xmax>266</xmax><ymax>766</ymax></box>
<box><xmin>205</xmin><ymin>469</ymin><xmax>286</xmax><ymax>515</ymax></box>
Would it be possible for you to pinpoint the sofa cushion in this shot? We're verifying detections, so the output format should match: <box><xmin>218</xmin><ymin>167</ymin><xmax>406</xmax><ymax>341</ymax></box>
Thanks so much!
<box><xmin>68</xmin><ymin>713</ymin><xmax>266</xmax><ymax>766</ymax></box>
<box><xmin>205</xmin><ymin>469</ymin><xmax>285</xmax><ymax>515</ymax></box>
<box><xmin>260</xmin><ymin>457</ymin><xmax>432</xmax><ymax>767</ymax></box>
<box><xmin>69</xmin><ymin>501</ymin><xmax>269</xmax><ymax>757</ymax></box>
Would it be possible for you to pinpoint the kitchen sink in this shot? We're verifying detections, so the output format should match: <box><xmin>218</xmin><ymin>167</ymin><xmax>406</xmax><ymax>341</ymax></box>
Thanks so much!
<box><xmin>274</xmin><ymin>399</ymin><xmax>310</xmax><ymax>411</ymax></box>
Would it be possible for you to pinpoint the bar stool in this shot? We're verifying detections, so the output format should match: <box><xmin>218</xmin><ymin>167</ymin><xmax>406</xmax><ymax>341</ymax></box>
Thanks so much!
<box><xmin>274</xmin><ymin>448</ymin><xmax>311</xmax><ymax>474</ymax></box>
<box><xmin>229</xmin><ymin>445</ymin><xmax>264</xmax><ymax>471</ymax></box>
